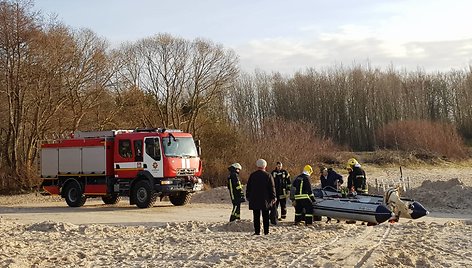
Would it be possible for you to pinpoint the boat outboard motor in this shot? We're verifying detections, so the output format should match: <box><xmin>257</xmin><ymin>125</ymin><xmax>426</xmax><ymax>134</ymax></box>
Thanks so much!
<box><xmin>408</xmin><ymin>201</ymin><xmax>429</xmax><ymax>219</ymax></box>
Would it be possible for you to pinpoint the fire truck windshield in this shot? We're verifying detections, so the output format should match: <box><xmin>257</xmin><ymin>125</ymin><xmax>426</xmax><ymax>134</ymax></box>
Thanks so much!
<box><xmin>163</xmin><ymin>137</ymin><xmax>198</xmax><ymax>158</ymax></box>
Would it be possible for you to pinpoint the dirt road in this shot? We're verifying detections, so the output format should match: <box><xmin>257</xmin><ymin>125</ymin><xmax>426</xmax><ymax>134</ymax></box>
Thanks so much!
<box><xmin>1</xmin><ymin>199</ymin><xmax>233</xmax><ymax>226</ymax></box>
<box><xmin>0</xmin><ymin>196</ymin><xmax>469</xmax><ymax>226</ymax></box>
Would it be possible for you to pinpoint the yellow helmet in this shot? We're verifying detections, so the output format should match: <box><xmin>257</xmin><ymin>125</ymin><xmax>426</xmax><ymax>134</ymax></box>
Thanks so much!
<box><xmin>347</xmin><ymin>158</ymin><xmax>358</xmax><ymax>168</ymax></box>
<box><xmin>303</xmin><ymin>165</ymin><xmax>313</xmax><ymax>175</ymax></box>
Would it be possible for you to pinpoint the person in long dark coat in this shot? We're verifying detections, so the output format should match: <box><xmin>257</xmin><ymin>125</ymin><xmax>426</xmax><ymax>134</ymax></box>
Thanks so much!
<box><xmin>246</xmin><ymin>159</ymin><xmax>276</xmax><ymax>235</ymax></box>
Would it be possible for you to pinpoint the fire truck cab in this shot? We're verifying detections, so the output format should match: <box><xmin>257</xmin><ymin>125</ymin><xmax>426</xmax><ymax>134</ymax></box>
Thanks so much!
<box><xmin>40</xmin><ymin>128</ymin><xmax>203</xmax><ymax>208</ymax></box>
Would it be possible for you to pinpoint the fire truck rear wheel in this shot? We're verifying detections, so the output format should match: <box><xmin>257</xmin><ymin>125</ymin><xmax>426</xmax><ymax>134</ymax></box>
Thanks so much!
<box><xmin>133</xmin><ymin>180</ymin><xmax>157</xmax><ymax>208</ymax></box>
<box><xmin>64</xmin><ymin>181</ymin><xmax>87</xmax><ymax>207</ymax></box>
<box><xmin>169</xmin><ymin>192</ymin><xmax>192</xmax><ymax>206</ymax></box>
<box><xmin>102</xmin><ymin>194</ymin><xmax>121</xmax><ymax>205</ymax></box>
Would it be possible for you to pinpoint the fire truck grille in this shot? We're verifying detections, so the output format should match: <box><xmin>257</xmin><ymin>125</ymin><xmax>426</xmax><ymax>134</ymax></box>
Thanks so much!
<box><xmin>176</xmin><ymin>168</ymin><xmax>196</xmax><ymax>176</ymax></box>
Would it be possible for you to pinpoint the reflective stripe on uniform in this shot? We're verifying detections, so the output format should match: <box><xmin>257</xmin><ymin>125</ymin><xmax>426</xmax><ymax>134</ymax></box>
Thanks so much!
<box><xmin>295</xmin><ymin>194</ymin><xmax>310</xmax><ymax>200</ymax></box>
<box><xmin>231</xmin><ymin>206</ymin><xmax>239</xmax><ymax>217</ymax></box>
<box><xmin>295</xmin><ymin>179</ymin><xmax>311</xmax><ymax>200</ymax></box>
<box><xmin>236</xmin><ymin>180</ymin><xmax>243</xmax><ymax>190</ymax></box>
<box><xmin>229</xmin><ymin>180</ymin><xmax>234</xmax><ymax>200</ymax></box>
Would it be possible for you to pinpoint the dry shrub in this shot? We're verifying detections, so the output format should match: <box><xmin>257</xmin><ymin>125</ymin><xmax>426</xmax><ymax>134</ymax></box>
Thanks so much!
<box><xmin>0</xmin><ymin>171</ymin><xmax>15</xmax><ymax>194</ymax></box>
<box><xmin>237</xmin><ymin>117</ymin><xmax>342</xmax><ymax>177</ymax></box>
<box><xmin>376</xmin><ymin>120</ymin><xmax>468</xmax><ymax>160</ymax></box>
<box><xmin>198</xmin><ymin>121</ymin><xmax>247</xmax><ymax>187</ymax></box>
<box><xmin>201</xmin><ymin>158</ymin><xmax>231</xmax><ymax>187</ymax></box>
<box><xmin>0</xmin><ymin>167</ymin><xmax>40</xmax><ymax>194</ymax></box>
<box><xmin>199</xmin><ymin>117</ymin><xmax>342</xmax><ymax>187</ymax></box>
<box><xmin>359</xmin><ymin>150</ymin><xmax>424</xmax><ymax>165</ymax></box>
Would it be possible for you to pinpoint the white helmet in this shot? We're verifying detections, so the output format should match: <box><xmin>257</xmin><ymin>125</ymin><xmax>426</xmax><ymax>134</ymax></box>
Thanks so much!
<box><xmin>231</xmin><ymin>163</ymin><xmax>242</xmax><ymax>170</ymax></box>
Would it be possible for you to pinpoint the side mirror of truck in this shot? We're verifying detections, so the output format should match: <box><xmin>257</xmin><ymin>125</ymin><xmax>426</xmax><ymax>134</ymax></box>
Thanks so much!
<box><xmin>195</xmin><ymin>139</ymin><xmax>201</xmax><ymax>156</ymax></box>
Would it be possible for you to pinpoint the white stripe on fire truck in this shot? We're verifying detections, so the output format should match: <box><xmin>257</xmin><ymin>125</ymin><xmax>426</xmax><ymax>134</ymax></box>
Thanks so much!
<box><xmin>114</xmin><ymin>162</ymin><xmax>142</xmax><ymax>168</ymax></box>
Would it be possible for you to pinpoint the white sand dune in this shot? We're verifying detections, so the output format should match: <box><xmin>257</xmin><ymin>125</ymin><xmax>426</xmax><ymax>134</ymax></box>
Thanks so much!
<box><xmin>0</xmin><ymin>166</ymin><xmax>471</xmax><ymax>267</ymax></box>
<box><xmin>0</xmin><ymin>217</ymin><xmax>470</xmax><ymax>267</ymax></box>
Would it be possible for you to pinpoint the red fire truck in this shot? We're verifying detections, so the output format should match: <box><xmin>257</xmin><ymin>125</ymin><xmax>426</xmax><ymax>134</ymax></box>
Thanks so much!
<box><xmin>40</xmin><ymin>128</ymin><xmax>203</xmax><ymax>208</ymax></box>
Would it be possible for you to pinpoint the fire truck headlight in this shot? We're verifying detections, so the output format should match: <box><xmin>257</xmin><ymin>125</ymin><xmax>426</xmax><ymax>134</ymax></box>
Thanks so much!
<box><xmin>161</xmin><ymin>180</ymin><xmax>173</xmax><ymax>185</ymax></box>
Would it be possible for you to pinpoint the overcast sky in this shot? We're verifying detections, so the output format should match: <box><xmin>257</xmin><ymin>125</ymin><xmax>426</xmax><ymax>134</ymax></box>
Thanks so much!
<box><xmin>34</xmin><ymin>0</ymin><xmax>472</xmax><ymax>74</ymax></box>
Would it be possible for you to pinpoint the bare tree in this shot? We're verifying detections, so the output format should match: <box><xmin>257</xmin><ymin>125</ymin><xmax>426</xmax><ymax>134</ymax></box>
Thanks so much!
<box><xmin>113</xmin><ymin>34</ymin><xmax>239</xmax><ymax>134</ymax></box>
<box><xmin>62</xmin><ymin>28</ymin><xmax>112</xmax><ymax>131</ymax></box>
<box><xmin>185</xmin><ymin>38</ymin><xmax>238</xmax><ymax>133</ymax></box>
<box><xmin>0</xmin><ymin>0</ymin><xmax>40</xmax><ymax>182</ymax></box>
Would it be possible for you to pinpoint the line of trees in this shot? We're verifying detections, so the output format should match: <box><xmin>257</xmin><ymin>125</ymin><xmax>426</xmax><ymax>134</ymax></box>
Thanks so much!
<box><xmin>227</xmin><ymin>67</ymin><xmax>472</xmax><ymax>151</ymax></box>
<box><xmin>0</xmin><ymin>1</ymin><xmax>471</xmax><ymax>191</ymax></box>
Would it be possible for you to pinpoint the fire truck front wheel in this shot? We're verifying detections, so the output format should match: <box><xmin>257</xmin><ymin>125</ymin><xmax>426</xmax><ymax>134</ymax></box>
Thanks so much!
<box><xmin>132</xmin><ymin>180</ymin><xmax>157</xmax><ymax>208</ymax></box>
<box><xmin>63</xmin><ymin>180</ymin><xmax>87</xmax><ymax>207</ymax></box>
<box><xmin>102</xmin><ymin>194</ymin><xmax>121</xmax><ymax>205</ymax></box>
<box><xmin>169</xmin><ymin>192</ymin><xmax>192</xmax><ymax>206</ymax></box>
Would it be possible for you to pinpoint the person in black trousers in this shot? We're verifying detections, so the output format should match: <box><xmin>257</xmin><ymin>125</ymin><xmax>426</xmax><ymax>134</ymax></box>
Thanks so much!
<box><xmin>291</xmin><ymin>165</ymin><xmax>315</xmax><ymax>225</ymax></box>
<box><xmin>270</xmin><ymin>161</ymin><xmax>291</xmax><ymax>223</ymax></box>
<box><xmin>227</xmin><ymin>163</ymin><xmax>244</xmax><ymax>222</ymax></box>
<box><xmin>246</xmin><ymin>159</ymin><xmax>276</xmax><ymax>235</ymax></box>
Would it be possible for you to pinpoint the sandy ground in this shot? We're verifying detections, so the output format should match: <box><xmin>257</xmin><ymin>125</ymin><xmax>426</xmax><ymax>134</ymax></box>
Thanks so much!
<box><xmin>0</xmin><ymin>166</ymin><xmax>471</xmax><ymax>267</ymax></box>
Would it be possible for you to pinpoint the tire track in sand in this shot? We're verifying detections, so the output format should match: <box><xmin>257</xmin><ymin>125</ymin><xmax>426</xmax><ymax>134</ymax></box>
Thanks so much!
<box><xmin>287</xmin><ymin>227</ymin><xmax>342</xmax><ymax>267</ymax></box>
<box><xmin>355</xmin><ymin>224</ymin><xmax>392</xmax><ymax>268</ymax></box>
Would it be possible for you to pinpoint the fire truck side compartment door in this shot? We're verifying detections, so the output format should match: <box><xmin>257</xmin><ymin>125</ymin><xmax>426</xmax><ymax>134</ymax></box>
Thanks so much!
<box><xmin>82</xmin><ymin>147</ymin><xmax>106</xmax><ymax>174</ymax></box>
<box><xmin>144</xmin><ymin>137</ymin><xmax>163</xmax><ymax>178</ymax></box>
<box><xmin>59</xmin><ymin>148</ymin><xmax>81</xmax><ymax>174</ymax></box>
<box><xmin>41</xmin><ymin>148</ymin><xmax>59</xmax><ymax>177</ymax></box>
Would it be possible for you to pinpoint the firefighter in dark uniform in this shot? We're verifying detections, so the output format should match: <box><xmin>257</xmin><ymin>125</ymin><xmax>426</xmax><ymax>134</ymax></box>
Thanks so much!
<box><xmin>290</xmin><ymin>165</ymin><xmax>315</xmax><ymax>225</ymax></box>
<box><xmin>270</xmin><ymin>162</ymin><xmax>291</xmax><ymax>223</ymax></box>
<box><xmin>227</xmin><ymin>163</ymin><xmax>245</xmax><ymax>222</ymax></box>
<box><xmin>346</xmin><ymin>158</ymin><xmax>368</xmax><ymax>194</ymax></box>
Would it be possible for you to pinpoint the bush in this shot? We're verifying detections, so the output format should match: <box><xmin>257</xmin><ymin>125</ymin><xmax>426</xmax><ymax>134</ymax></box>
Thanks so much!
<box><xmin>359</xmin><ymin>150</ymin><xmax>420</xmax><ymax>165</ymax></box>
<box><xmin>199</xmin><ymin>117</ymin><xmax>342</xmax><ymax>187</ymax></box>
<box><xmin>375</xmin><ymin>120</ymin><xmax>468</xmax><ymax>160</ymax></box>
<box><xmin>198</xmin><ymin>120</ymin><xmax>248</xmax><ymax>187</ymax></box>
<box><xmin>235</xmin><ymin>117</ymin><xmax>341</xmax><ymax>181</ymax></box>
